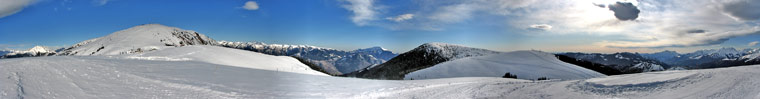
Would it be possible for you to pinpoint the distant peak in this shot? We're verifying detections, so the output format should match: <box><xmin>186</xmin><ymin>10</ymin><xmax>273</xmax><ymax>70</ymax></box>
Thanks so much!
<box><xmin>27</xmin><ymin>46</ymin><xmax>51</xmax><ymax>52</ymax></box>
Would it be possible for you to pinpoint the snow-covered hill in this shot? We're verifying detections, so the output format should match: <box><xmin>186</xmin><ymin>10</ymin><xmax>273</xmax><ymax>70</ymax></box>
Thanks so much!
<box><xmin>1</xmin><ymin>46</ymin><xmax>58</xmax><ymax>58</ymax></box>
<box><xmin>58</xmin><ymin>24</ymin><xmax>215</xmax><ymax>56</ymax></box>
<box><xmin>4</xmin><ymin>54</ymin><xmax>760</xmax><ymax>98</ymax></box>
<box><xmin>346</xmin><ymin>42</ymin><xmax>501</xmax><ymax>80</ymax></box>
<box><xmin>216</xmin><ymin>41</ymin><xmax>397</xmax><ymax>75</ymax></box>
<box><xmin>124</xmin><ymin>45</ymin><xmax>328</xmax><ymax>76</ymax></box>
<box><xmin>405</xmin><ymin>50</ymin><xmax>605</xmax><ymax>80</ymax></box>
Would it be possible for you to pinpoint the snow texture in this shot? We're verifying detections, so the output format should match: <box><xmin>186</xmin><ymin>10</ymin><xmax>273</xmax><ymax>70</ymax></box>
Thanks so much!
<box><xmin>405</xmin><ymin>50</ymin><xmax>605</xmax><ymax>80</ymax></box>
<box><xmin>4</xmin><ymin>54</ymin><xmax>760</xmax><ymax>98</ymax></box>
<box><xmin>124</xmin><ymin>45</ymin><xmax>328</xmax><ymax>76</ymax></box>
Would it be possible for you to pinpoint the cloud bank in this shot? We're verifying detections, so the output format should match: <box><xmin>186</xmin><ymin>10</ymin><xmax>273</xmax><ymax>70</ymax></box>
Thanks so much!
<box><xmin>337</xmin><ymin>0</ymin><xmax>760</xmax><ymax>48</ymax></box>
<box><xmin>0</xmin><ymin>0</ymin><xmax>35</xmax><ymax>18</ymax></box>
<box><xmin>749</xmin><ymin>41</ymin><xmax>759</xmax><ymax>46</ymax></box>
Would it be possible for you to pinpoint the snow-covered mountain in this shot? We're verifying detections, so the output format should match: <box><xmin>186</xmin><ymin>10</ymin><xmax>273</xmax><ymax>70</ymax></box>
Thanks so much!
<box><xmin>660</xmin><ymin>47</ymin><xmax>743</xmax><ymax>67</ymax></box>
<box><xmin>58</xmin><ymin>24</ymin><xmax>215</xmax><ymax>56</ymax></box>
<box><xmin>1</xmin><ymin>46</ymin><xmax>59</xmax><ymax>58</ymax></box>
<box><xmin>640</xmin><ymin>50</ymin><xmax>679</xmax><ymax>61</ymax></box>
<box><xmin>216</xmin><ymin>41</ymin><xmax>398</xmax><ymax>75</ymax></box>
<box><xmin>345</xmin><ymin>42</ymin><xmax>501</xmax><ymax>80</ymax></box>
<box><xmin>639</xmin><ymin>47</ymin><xmax>760</xmax><ymax>69</ymax></box>
<box><xmin>404</xmin><ymin>50</ymin><xmax>605</xmax><ymax>80</ymax></box>
<box><xmin>558</xmin><ymin>52</ymin><xmax>669</xmax><ymax>73</ymax></box>
<box><xmin>353</xmin><ymin>46</ymin><xmax>396</xmax><ymax>61</ymax></box>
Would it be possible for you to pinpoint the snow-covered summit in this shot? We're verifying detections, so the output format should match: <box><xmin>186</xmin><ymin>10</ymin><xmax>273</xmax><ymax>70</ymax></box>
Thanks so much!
<box><xmin>690</xmin><ymin>47</ymin><xmax>742</xmax><ymax>58</ymax></box>
<box><xmin>405</xmin><ymin>50</ymin><xmax>605</xmax><ymax>80</ymax></box>
<box><xmin>1</xmin><ymin>46</ymin><xmax>59</xmax><ymax>58</ymax></box>
<box><xmin>59</xmin><ymin>24</ymin><xmax>215</xmax><ymax>55</ymax></box>
<box><xmin>27</xmin><ymin>46</ymin><xmax>54</xmax><ymax>53</ymax></box>
<box><xmin>414</xmin><ymin>42</ymin><xmax>500</xmax><ymax>60</ymax></box>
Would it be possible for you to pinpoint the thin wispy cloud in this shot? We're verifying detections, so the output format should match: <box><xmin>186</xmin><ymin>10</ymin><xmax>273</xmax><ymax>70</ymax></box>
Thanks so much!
<box><xmin>386</xmin><ymin>14</ymin><xmax>414</xmax><ymax>22</ymax></box>
<box><xmin>340</xmin><ymin>0</ymin><xmax>377</xmax><ymax>26</ymax></box>
<box><xmin>749</xmin><ymin>41</ymin><xmax>759</xmax><ymax>46</ymax></box>
<box><xmin>528</xmin><ymin>24</ymin><xmax>552</xmax><ymax>31</ymax></box>
<box><xmin>93</xmin><ymin>0</ymin><xmax>111</xmax><ymax>6</ymax></box>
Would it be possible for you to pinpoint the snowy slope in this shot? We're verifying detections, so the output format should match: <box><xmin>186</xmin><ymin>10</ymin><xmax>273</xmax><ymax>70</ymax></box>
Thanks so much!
<box><xmin>0</xmin><ymin>55</ymin><xmax>522</xmax><ymax>98</ymax></box>
<box><xmin>59</xmin><ymin>24</ymin><xmax>215</xmax><ymax>55</ymax></box>
<box><xmin>4</xmin><ymin>54</ymin><xmax>760</xmax><ymax>98</ymax></box>
<box><xmin>405</xmin><ymin>50</ymin><xmax>605</xmax><ymax>80</ymax></box>
<box><xmin>124</xmin><ymin>45</ymin><xmax>328</xmax><ymax>76</ymax></box>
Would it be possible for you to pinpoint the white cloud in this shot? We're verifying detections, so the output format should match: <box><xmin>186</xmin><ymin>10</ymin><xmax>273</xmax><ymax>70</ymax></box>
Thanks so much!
<box><xmin>528</xmin><ymin>24</ymin><xmax>552</xmax><ymax>31</ymax></box>
<box><xmin>243</xmin><ymin>1</ymin><xmax>259</xmax><ymax>10</ymax></box>
<box><xmin>386</xmin><ymin>14</ymin><xmax>414</xmax><ymax>22</ymax></box>
<box><xmin>750</xmin><ymin>41</ymin><xmax>760</xmax><ymax>46</ymax></box>
<box><xmin>429</xmin><ymin>3</ymin><xmax>478</xmax><ymax>23</ymax></box>
<box><xmin>341</xmin><ymin>0</ymin><xmax>377</xmax><ymax>26</ymax></box>
<box><xmin>93</xmin><ymin>0</ymin><xmax>111</xmax><ymax>6</ymax></box>
<box><xmin>0</xmin><ymin>0</ymin><xmax>35</xmax><ymax>18</ymax></box>
<box><xmin>416</xmin><ymin>0</ymin><xmax>760</xmax><ymax>48</ymax></box>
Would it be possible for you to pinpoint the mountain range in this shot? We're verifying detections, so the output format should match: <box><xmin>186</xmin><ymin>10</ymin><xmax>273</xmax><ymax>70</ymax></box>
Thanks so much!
<box><xmin>343</xmin><ymin>42</ymin><xmax>502</xmax><ymax>79</ymax></box>
<box><xmin>3</xmin><ymin>24</ymin><xmax>760</xmax><ymax>80</ymax></box>
<box><xmin>217</xmin><ymin>41</ymin><xmax>397</xmax><ymax>75</ymax></box>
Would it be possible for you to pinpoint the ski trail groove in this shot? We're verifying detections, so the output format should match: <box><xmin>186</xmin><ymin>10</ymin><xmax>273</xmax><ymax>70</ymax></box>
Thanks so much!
<box><xmin>13</xmin><ymin>72</ymin><xmax>24</xmax><ymax>99</ymax></box>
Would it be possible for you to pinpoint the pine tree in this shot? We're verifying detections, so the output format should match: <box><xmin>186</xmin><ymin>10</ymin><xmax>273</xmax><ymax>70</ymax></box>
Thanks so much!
<box><xmin>502</xmin><ymin>72</ymin><xmax>517</xmax><ymax>78</ymax></box>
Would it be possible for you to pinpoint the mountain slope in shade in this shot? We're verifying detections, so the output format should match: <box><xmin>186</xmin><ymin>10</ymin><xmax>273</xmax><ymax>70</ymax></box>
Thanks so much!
<box><xmin>345</xmin><ymin>42</ymin><xmax>501</xmax><ymax>80</ymax></box>
<box><xmin>124</xmin><ymin>45</ymin><xmax>328</xmax><ymax>76</ymax></box>
<box><xmin>1</xmin><ymin>46</ymin><xmax>59</xmax><ymax>58</ymax></box>
<box><xmin>216</xmin><ymin>41</ymin><xmax>397</xmax><ymax>75</ymax></box>
<box><xmin>558</xmin><ymin>52</ymin><xmax>669</xmax><ymax>73</ymax></box>
<box><xmin>404</xmin><ymin>50</ymin><xmax>605</xmax><ymax>80</ymax></box>
<box><xmin>59</xmin><ymin>24</ymin><xmax>215</xmax><ymax>56</ymax></box>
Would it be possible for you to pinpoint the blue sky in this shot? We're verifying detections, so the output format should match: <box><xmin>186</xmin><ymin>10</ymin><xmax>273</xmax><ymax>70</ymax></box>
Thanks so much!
<box><xmin>1</xmin><ymin>0</ymin><xmax>759</xmax><ymax>53</ymax></box>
